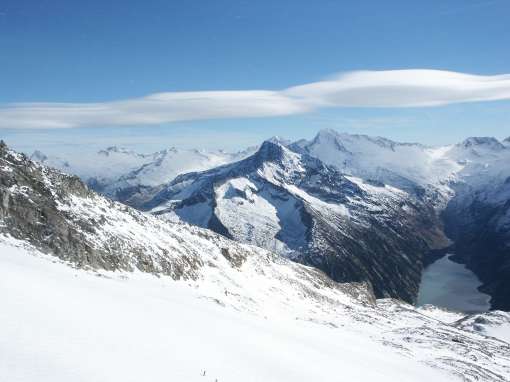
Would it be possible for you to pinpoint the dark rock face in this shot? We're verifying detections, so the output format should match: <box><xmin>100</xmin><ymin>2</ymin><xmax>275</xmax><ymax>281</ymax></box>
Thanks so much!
<box><xmin>297</xmin><ymin>201</ymin><xmax>439</xmax><ymax>303</ymax></box>
<box><xmin>143</xmin><ymin>141</ymin><xmax>448</xmax><ymax>303</ymax></box>
<box><xmin>443</xmin><ymin>187</ymin><xmax>510</xmax><ymax>311</ymax></box>
<box><xmin>0</xmin><ymin>142</ymin><xmax>108</xmax><ymax>268</ymax></box>
<box><xmin>0</xmin><ymin>142</ymin><xmax>203</xmax><ymax>280</ymax></box>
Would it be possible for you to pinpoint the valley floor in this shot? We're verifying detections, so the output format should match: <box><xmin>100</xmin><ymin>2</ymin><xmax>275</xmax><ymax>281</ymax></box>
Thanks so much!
<box><xmin>2</xmin><ymin>241</ymin><xmax>510</xmax><ymax>382</ymax></box>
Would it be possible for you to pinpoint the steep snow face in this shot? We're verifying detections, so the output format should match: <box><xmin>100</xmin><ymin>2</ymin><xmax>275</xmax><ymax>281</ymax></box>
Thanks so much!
<box><xmin>2</xmin><ymin>236</ymin><xmax>510</xmax><ymax>382</ymax></box>
<box><xmin>146</xmin><ymin>140</ymin><xmax>448</xmax><ymax>302</ymax></box>
<box><xmin>214</xmin><ymin>177</ymin><xmax>308</xmax><ymax>258</ymax></box>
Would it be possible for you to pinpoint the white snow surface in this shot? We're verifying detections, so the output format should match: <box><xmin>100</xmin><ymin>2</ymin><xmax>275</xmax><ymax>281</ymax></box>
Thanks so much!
<box><xmin>215</xmin><ymin>177</ymin><xmax>308</xmax><ymax>257</ymax></box>
<box><xmin>456</xmin><ymin>311</ymin><xmax>510</xmax><ymax>343</ymax></box>
<box><xmin>1</xmin><ymin>235</ymin><xmax>510</xmax><ymax>382</ymax></box>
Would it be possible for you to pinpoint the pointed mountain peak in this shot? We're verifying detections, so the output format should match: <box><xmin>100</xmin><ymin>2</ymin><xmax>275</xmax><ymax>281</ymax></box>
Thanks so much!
<box><xmin>266</xmin><ymin>136</ymin><xmax>291</xmax><ymax>146</ymax></box>
<box><xmin>257</xmin><ymin>139</ymin><xmax>287</xmax><ymax>160</ymax></box>
<box><xmin>252</xmin><ymin>139</ymin><xmax>303</xmax><ymax>169</ymax></box>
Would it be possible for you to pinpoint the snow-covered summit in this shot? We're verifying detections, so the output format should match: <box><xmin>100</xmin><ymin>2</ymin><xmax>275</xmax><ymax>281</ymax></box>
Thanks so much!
<box><xmin>143</xmin><ymin>137</ymin><xmax>448</xmax><ymax>303</ymax></box>
<box><xmin>265</xmin><ymin>135</ymin><xmax>292</xmax><ymax>146</ymax></box>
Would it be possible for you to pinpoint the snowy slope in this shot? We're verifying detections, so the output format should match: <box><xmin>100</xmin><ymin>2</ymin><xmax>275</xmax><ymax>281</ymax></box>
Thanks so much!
<box><xmin>2</xmin><ymin>235</ymin><xmax>510</xmax><ymax>382</ymax></box>
<box><xmin>456</xmin><ymin>311</ymin><xmax>510</xmax><ymax>343</ymax></box>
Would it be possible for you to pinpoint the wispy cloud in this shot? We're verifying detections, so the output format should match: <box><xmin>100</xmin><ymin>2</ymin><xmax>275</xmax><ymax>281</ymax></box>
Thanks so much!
<box><xmin>1</xmin><ymin>69</ymin><xmax>510</xmax><ymax>129</ymax></box>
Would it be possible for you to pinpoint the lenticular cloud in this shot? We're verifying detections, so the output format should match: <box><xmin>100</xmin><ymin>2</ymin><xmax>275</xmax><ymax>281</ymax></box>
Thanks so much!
<box><xmin>0</xmin><ymin>90</ymin><xmax>308</xmax><ymax>129</ymax></box>
<box><xmin>1</xmin><ymin>69</ymin><xmax>510</xmax><ymax>128</ymax></box>
<box><xmin>286</xmin><ymin>69</ymin><xmax>510</xmax><ymax>107</ymax></box>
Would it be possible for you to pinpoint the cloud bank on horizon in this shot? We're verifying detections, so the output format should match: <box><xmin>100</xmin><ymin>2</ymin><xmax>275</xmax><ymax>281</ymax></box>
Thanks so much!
<box><xmin>1</xmin><ymin>69</ymin><xmax>510</xmax><ymax>129</ymax></box>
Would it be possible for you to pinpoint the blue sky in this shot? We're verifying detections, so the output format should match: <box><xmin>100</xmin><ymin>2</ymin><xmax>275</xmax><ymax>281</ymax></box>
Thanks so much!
<box><xmin>1</xmin><ymin>0</ymin><xmax>509</xmax><ymax>155</ymax></box>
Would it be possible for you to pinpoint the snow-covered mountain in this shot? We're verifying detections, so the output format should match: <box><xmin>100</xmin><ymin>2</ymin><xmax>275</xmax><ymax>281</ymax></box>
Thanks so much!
<box><xmin>290</xmin><ymin>129</ymin><xmax>460</xmax><ymax>206</ymax></box>
<box><xmin>293</xmin><ymin>130</ymin><xmax>510</xmax><ymax>310</ymax></box>
<box><xmin>442</xmin><ymin>138</ymin><xmax>510</xmax><ymax>310</ymax></box>
<box><xmin>26</xmin><ymin>130</ymin><xmax>510</xmax><ymax>310</ymax></box>
<box><xmin>31</xmin><ymin>146</ymin><xmax>156</xmax><ymax>188</ymax></box>
<box><xmin>2</xmin><ymin>141</ymin><xmax>510</xmax><ymax>382</ymax></box>
<box><xmin>134</xmin><ymin>130</ymin><xmax>510</xmax><ymax>310</ymax></box>
<box><xmin>31</xmin><ymin>145</ymin><xmax>257</xmax><ymax>202</ymax></box>
<box><xmin>139</xmin><ymin>140</ymin><xmax>448</xmax><ymax>303</ymax></box>
<box><xmin>293</xmin><ymin>129</ymin><xmax>510</xmax><ymax>203</ymax></box>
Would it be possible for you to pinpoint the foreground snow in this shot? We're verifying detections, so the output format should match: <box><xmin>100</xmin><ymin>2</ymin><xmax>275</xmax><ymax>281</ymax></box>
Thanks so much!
<box><xmin>1</xmin><ymin>239</ymin><xmax>509</xmax><ymax>382</ymax></box>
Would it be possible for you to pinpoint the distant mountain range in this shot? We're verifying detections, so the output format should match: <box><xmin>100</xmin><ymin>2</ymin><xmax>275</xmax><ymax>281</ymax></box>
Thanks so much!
<box><xmin>31</xmin><ymin>144</ymin><xmax>257</xmax><ymax>202</ymax></box>
<box><xmin>30</xmin><ymin>130</ymin><xmax>510</xmax><ymax>310</ymax></box>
